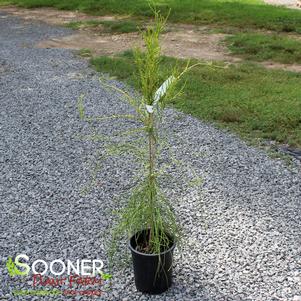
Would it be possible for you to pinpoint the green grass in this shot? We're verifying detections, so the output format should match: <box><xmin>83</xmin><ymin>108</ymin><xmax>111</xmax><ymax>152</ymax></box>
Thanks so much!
<box><xmin>65</xmin><ymin>19</ymin><xmax>140</xmax><ymax>34</ymax></box>
<box><xmin>78</xmin><ymin>48</ymin><xmax>92</xmax><ymax>57</ymax></box>
<box><xmin>2</xmin><ymin>0</ymin><xmax>301</xmax><ymax>33</ymax></box>
<box><xmin>91</xmin><ymin>51</ymin><xmax>301</xmax><ymax>148</ymax></box>
<box><xmin>226</xmin><ymin>33</ymin><xmax>301</xmax><ymax>64</ymax></box>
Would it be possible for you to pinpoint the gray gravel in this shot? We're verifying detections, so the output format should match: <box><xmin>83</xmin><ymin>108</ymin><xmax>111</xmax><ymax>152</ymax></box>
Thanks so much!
<box><xmin>1</xmin><ymin>12</ymin><xmax>301</xmax><ymax>301</ymax></box>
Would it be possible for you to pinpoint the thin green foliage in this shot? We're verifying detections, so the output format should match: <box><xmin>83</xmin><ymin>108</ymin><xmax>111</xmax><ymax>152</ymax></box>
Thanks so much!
<box><xmin>105</xmin><ymin>8</ymin><xmax>184</xmax><ymax>258</ymax></box>
<box><xmin>78</xmin><ymin>7</ymin><xmax>204</xmax><ymax>269</ymax></box>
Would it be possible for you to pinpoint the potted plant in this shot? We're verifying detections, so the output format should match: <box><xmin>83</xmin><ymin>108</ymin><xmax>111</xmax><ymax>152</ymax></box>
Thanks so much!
<box><xmin>78</xmin><ymin>8</ymin><xmax>201</xmax><ymax>295</ymax></box>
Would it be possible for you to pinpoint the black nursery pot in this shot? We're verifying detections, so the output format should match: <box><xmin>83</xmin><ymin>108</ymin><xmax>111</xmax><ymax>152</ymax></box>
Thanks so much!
<box><xmin>129</xmin><ymin>230</ymin><xmax>175</xmax><ymax>294</ymax></box>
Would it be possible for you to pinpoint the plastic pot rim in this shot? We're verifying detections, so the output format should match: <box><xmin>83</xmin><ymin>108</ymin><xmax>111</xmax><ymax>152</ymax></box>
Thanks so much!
<box><xmin>128</xmin><ymin>230</ymin><xmax>176</xmax><ymax>257</ymax></box>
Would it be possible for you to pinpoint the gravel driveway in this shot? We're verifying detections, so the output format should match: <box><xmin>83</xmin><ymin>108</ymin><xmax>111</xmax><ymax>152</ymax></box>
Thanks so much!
<box><xmin>1</xmin><ymin>12</ymin><xmax>301</xmax><ymax>301</ymax></box>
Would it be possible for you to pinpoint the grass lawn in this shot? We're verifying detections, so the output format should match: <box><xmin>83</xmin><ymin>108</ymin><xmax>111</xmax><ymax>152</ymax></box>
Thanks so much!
<box><xmin>225</xmin><ymin>33</ymin><xmax>301</xmax><ymax>64</ymax></box>
<box><xmin>2</xmin><ymin>0</ymin><xmax>301</xmax><ymax>33</ymax></box>
<box><xmin>91</xmin><ymin>51</ymin><xmax>301</xmax><ymax>148</ymax></box>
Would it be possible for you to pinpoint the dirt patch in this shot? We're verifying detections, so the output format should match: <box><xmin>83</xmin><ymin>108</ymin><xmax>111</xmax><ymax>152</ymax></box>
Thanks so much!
<box><xmin>36</xmin><ymin>29</ymin><xmax>238</xmax><ymax>63</ymax></box>
<box><xmin>261</xmin><ymin>61</ymin><xmax>301</xmax><ymax>72</ymax></box>
<box><xmin>1</xmin><ymin>6</ymin><xmax>235</xmax><ymax>62</ymax></box>
<box><xmin>38</xmin><ymin>32</ymin><xmax>139</xmax><ymax>56</ymax></box>
<box><xmin>2</xmin><ymin>6</ymin><xmax>301</xmax><ymax>73</ymax></box>
<box><xmin>264</xmin><ymin>0</ymin><xmax>301</xmax><ymax>9</ymax></box>
<box><xmin>0</xmin><ymin>6</ymin><xmax>123</xmax><ymax>25</ymax></box>
<box><xmin>36</xmin><ymin>23</ymin><xmax>301</xmax><ymax>73</ymax></box>
<box><xmin>162</xmin><ymin>29</ymin><xmax>236</xmax><ymax>62</ymax></box>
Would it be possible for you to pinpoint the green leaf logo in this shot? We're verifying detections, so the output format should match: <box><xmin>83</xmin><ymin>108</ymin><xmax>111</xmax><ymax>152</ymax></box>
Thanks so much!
<box><xmin>6</xmin><ymin>257</ymin><xmax>28</xmax><ymax>277</ymax></box>
<box><xmin>99</xmin><ymin>271</ymin><xmax>112</xmax><ymax>281</ymax></box>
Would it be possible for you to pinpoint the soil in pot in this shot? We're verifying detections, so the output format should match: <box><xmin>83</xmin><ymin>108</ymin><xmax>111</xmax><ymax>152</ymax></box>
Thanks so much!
<box><xmin>129</xmin><ymin>229</ymin><xmax>175</xmax><ymax>294</ymax></box>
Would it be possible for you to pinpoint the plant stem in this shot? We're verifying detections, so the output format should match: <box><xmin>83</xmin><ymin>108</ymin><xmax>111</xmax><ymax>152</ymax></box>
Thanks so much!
<box><xmin>148</xmin><ymin>112</ymin><xmax>156</xmax><ymax>251</ymax></box>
